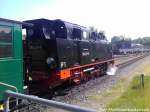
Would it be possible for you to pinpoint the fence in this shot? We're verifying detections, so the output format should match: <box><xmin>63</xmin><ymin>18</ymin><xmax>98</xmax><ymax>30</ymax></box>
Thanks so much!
<box><xmin>3</xmin><ymin>90</ymin><xmax>96</xmax><ymax>112</ymax></box>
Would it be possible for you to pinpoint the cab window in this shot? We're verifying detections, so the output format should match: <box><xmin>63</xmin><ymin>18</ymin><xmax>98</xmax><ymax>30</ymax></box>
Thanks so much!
<box><xmin>72</xmin><ymin>28</ymin><xmax>81</xmax><ymax>40</ymax></box>
<box><xmin>0</xmin><ymin>26</ymin><xmax>13</xmax><ymax>58</ymax></box>
<box><xmin>82</xmin><ymin>31</ymin><xmax>88</xmax><ymax>40</ymax></box>
<box><xmin>52</xmin><ymin>22</ymin><xmax>67</xmax><ymax>39</ymax></box>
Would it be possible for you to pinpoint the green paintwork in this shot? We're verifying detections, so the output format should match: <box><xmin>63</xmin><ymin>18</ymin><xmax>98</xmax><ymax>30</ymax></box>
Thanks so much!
<box><xmin>0</xmin><ymin>20</ymin><xmax>23</xmax><ymax>101</ymax></box>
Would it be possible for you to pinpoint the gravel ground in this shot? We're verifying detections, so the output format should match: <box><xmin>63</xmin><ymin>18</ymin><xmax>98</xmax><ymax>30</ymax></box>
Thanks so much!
<box><xmin>48</xmin><ymin>55</ymin><xmax>150</xmax><ymax>111</ymax></box>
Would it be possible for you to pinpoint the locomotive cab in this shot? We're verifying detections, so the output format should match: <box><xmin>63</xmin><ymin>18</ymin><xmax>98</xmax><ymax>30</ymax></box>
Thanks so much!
<box><xmin>24</xmin><ymin>19</ymin><xmax>58</xmax><ymax>73</ymax></box>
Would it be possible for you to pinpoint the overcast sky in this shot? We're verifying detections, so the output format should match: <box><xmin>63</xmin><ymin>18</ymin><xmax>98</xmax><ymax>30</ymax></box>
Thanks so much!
<box><xmin>1</xmin><ymin>0</ymin><xmax>150</xmax><ymax>41</ymax></box>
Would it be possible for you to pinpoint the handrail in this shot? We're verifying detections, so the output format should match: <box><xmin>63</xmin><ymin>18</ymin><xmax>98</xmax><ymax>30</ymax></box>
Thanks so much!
<box><xmin>0</xmin><ymin>82</ymin><xmax>18</xmax><ymax>93</ymax></box>
<box><xmin>4</xmin><ymin>90</ymin><xmax>96</xmax><ymax>112</ymax></box>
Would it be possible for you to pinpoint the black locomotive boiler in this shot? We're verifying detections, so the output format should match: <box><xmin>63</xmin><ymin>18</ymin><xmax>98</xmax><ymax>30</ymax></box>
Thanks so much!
<box><xmin>23</xmin><ymin>19</ymin><xmax>114</xmax><ymax>92</ymax></box>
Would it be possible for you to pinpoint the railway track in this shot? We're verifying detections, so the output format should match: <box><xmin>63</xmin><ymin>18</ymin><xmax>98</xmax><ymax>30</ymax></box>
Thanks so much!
<box><xmin>114</xmin><ymin>53</ymin><xmax>143</xmax><ymax>65</ymax></box>
<box><xmin>116</xmin><ymin>53</ymin><xmax>150</xmax><ymax>68</ymax></box>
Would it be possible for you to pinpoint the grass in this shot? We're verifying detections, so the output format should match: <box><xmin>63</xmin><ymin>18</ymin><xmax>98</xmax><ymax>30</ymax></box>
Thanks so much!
<box><xmin>107</xmin><ymin>76</ymin><xmax>150</xmax><ymax>111</ymax></box>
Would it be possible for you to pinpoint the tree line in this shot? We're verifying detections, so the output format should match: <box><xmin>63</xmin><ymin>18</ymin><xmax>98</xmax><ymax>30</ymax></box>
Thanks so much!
<box><xmin>111</xmin><ymin>36</ymin><xmax>150</xmax><ymax>47</ymax></box>
<box><xmin>89</xmin><ymin>26</ymin><xmax>150</xmax><ymax>47</ymax></box>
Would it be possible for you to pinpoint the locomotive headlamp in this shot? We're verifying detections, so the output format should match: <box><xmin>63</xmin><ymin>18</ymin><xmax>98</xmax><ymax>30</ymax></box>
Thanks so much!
<box><xmin>46</xmin><ymin>57</ymin><xmax>55</xmax><ymax>65</ymax></box>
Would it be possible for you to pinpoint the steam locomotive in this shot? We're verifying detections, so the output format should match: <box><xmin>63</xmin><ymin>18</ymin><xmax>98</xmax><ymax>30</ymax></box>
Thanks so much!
<box><xmin>23</xmin><ymin>19</ymin><xmax>114</xmax><ymax>92</ymax></box>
